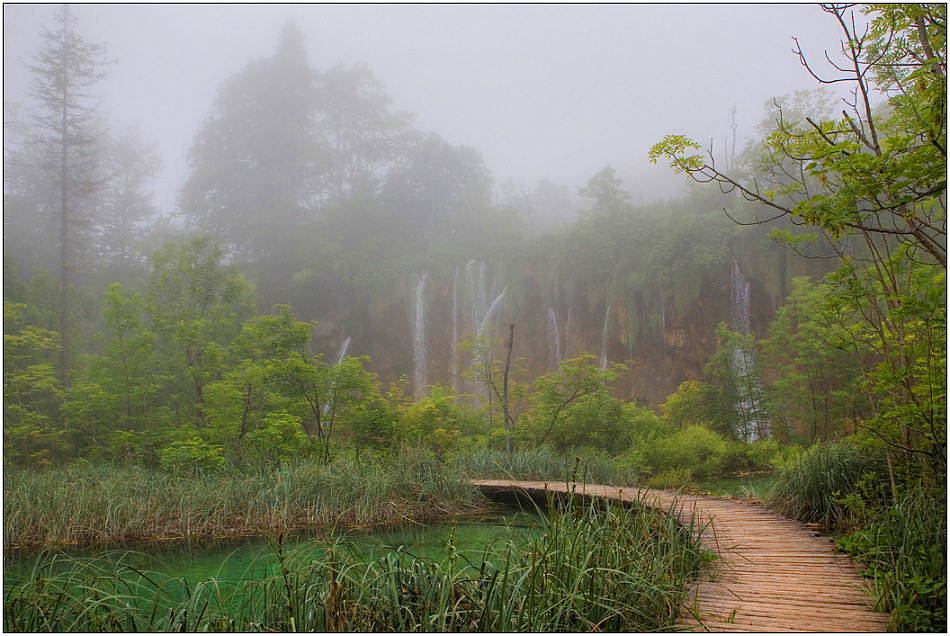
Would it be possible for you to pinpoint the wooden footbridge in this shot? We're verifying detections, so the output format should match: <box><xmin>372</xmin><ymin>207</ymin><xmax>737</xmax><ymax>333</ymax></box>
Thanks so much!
<box><xmin>472</xmin><ymin>479</ymin><xmax>890</xmax><ymax>632</ymax></box>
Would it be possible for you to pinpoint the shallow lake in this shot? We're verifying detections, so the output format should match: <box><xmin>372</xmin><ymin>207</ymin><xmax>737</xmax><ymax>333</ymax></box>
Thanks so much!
<box><xmin>4</xmin><ymin>507</ymin><xmax>543</xmax><ymax>590</ymax></box>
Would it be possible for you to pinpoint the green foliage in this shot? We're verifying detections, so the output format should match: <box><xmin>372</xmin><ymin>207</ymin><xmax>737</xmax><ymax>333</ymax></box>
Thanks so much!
<box><xmin>640</xmin><ymin>425</ymin><xmax>728</xmax><ymax>480</ymax></box>
<box><xmin>243</xmin><ymin>411</ymin><xmax>314</xmax><ymax>464</ymax></box>
<box><xmin>767</xmin><ymin>439</ymin><xmax>888</xmax><ymax>530</ymax></box>
<box><xmin>158</xmin><ymin>438</ymin><xmax>226</xmax><ymax>474</ymax></box>
<box><xmin>757</xmin><ymin>277</ymin><xmax>866</xmax><ymax>441</ymax></box>
<box><xmin>661</xmin><ymin>380</ymin><xmax>718</xmax><ymax>430</ymax></box>
<box><xmin>650</xmin><ymin>4</ymin><xmax>947</xmax><ymax>484</ymax></box>
<box><xmin>837</xmin><ymin>485</ymin><xmax>947</xmax><ymax>632</ymax></box>
<box><xmin>397</xmin><ymin>387</ymin><xmax>475</xmax><ymax>458</ymax></box>
<box><xmin>3</xmin><ymin>301</ymin><xmax>64</xmax><ymax>466</ymax></box>
<box><xmin>520</xmin><ymin>354</ymin><xmax>628</xmax><ymax>452</ymax></box>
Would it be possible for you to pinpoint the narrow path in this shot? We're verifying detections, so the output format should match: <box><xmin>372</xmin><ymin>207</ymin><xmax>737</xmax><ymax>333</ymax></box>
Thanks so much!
<box><xmin>472</xmin><ymin>479</ymin><xmax>890</xmax><ymax>632</ymax></box>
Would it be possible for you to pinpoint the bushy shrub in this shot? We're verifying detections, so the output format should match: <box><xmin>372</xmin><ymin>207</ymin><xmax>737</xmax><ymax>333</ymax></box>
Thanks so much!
<box><xmin>158</xmin><ymin>438</ymin><xmax>225</xmax><ymax>474</ymax></box>
<box><xmin>640</xmin><ymin>425</ymin><xmax>727</xmax><ymax>479</ymax></box>
<box><xmin>243</xmin><ymin>411</ymin><xmax>314</xmax><ymax>464</ymax></box>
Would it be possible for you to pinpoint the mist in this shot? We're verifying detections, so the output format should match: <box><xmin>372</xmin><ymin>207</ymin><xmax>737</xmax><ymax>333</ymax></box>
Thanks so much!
<box><xmin>4</xmin><ymin>4</ymin><xmax>852</xmax><ymax>213</ymax></box>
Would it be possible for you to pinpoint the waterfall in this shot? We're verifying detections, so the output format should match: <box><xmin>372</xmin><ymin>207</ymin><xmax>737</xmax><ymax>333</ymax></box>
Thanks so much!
<box><xmin>334</xmin><ymin>336</ymin><xmax>351</xmax><ymax>366</ymax></box>
<box><xmin>732</xmin><ymin>261</ymin><xmax>751</xmax><ymax>336</ymax></box>
<box><xmin>731</xmin><ymin>261</ymin><xmax>768</xmax><ymax>440</ymax></box>
<box><xmin>478</xmin><ymin>287</ymin><xmax>507</xmax><ymax>333</ymax></box>
<box><xmin>413</xmin><ymin>271</ymin><xmax>428</xmax><ymax>396</ymax></box>
<box><xmin>599</xmin><ymin>300</ymin><xmax>611</xmax><ymax>370</ymax></box>
<box><xmin>546</xmin><ymin>307</ymin><xmax>561</xmax><ymax>369</ymax></box>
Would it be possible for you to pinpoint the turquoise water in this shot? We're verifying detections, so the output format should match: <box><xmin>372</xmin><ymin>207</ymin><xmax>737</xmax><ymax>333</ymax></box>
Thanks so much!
<box><xmin>4</xmin><ymin>508</ymin><xmax>542</xmax><ymax>589</ymax></box>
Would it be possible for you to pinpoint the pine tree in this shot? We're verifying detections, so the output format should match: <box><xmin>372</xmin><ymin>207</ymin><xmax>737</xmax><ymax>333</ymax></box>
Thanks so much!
<box><xmin>26</xmin><ymin>5</ymin><xmax>110</xmax><ymax>379</ymax></box>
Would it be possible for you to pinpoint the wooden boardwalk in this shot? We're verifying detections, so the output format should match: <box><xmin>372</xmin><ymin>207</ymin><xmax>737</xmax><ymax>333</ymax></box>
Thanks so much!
<box><xmin>472</xmin><ymin>479</ymin><xmax>890</xmax><ymax>632</ymax></box>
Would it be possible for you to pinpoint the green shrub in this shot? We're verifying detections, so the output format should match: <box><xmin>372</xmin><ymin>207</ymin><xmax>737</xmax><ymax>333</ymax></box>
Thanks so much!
<box><xmin>243</xmin><ymin>411</ymin><xmax>314</xmax><ymax>464</ymax></box>
<box><xmin>640</xmin><ymin>425</ymin><xmax>727</xmax><ymax>479</ymax></box>
<box><xmin>158</xmin><ymin>438</ymin><xmax>226</xmax><ymax>474</ymax></box>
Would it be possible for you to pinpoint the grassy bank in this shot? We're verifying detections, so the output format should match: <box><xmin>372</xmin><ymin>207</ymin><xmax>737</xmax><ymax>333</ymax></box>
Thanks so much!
<box><xmin>4</xmin><ymin>494</ymin><xmax>708</xmax><ymax>632</ymax></box>
<box><xmin>3</xmin><ymin>450</ymin><xmax>478</xmax><ymax>549</ymax></box>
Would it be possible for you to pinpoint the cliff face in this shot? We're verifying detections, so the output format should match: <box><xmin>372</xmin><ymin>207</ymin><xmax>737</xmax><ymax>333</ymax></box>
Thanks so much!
<box><xmin>308</xmin><ymin>235</ymin><xmax>833</xmax><ymax>409</ymax></box>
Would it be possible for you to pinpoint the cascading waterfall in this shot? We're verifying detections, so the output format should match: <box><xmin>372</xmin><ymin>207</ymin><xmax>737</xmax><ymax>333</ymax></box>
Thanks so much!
<box><xmin>658</xmin><ymin>283</ymin><xmax>667</xmax><ymax>343</ymax></box>
<box><xmin>546</xmin><ymin>307</ymin><xmax>561</xmax><ymax>369</ymax></box>
<box><xmin>323</xmin><ymin>336</ymin><xmax>353</xmax><ymax>416</ymax></box>
<box><xmin>599</xmin><ymin>300</ymin><xmax>611</xmax><ymax>370</ymax></box>
<box><xmin>334</xmin><ymin>336</ymin><xmax>352</xmax><ymax>366</ymax></box>
<box><xmin>731</xmin><ymin>261</ymin><xmax>768</xmax><ymax>439</ymax></box>
<box><xmin>478</xmin><ymin>287</ymin><xmax>507</xmax><ymax>333</ymax></box>
<box><xmin>413</xmin><ymin>272</ymin><xmax>428</xmax><ymax>396</ymax></box>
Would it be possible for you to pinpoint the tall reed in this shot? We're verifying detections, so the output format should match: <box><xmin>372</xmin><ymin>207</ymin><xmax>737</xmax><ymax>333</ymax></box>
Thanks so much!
<box><xmin>4</xmin><ymin>496</ymin><xmax>707</xmax><ymax>632</ymax></box>
<box><xmin>4</xmin><ymin>449</ymin><xmax>476</xmax><ymax>548</ymax></box>
<box><xmin>837</xmin><ymin>486</ymin><xmax>947</xmax><ymax>632</ymax></box>
<box><xmin>452</xmin><ymin>446</ymin><xmax>639</xmax><ymax>486</ymax></box>
<box><xmin>766</xmin><ymin>439</ymin><xmax>885</xmax><ymax>530</ymax></box>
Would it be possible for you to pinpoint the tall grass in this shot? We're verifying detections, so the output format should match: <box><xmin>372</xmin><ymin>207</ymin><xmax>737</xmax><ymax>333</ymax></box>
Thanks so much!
<box><xmin>837</xmin><ymin>486</ymin><xmax>947</xmax><ymax>632</ymax></box>
<box><xmin>452</xmin><ymin>446</ymin><xmax>640</xmax><ymax>486</ymax></box>
<box><xmin>4</xmin><ymin>496</ymin><xmax>708</xmax><ymax>632</ymax></box>
<box><xmin>3</xmin><ymin>449</ymin><xmax>477</xmax><ymax>548</ymax></box>
<box><xmin>765</xmin><ymin>439</ymin><xmax>886</xmax><ymax>530</ymax></box>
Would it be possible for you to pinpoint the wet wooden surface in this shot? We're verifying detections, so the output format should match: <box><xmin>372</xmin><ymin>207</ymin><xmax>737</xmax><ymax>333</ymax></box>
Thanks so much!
<box><xmin>472</xmin><ymin>479</ymin><xmax>890</xmax><ymax>632</ymax></box>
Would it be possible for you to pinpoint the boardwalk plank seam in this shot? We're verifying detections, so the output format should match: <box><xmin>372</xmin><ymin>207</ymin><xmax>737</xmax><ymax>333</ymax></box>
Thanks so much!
<box><xmin>471</xmin><ymin>479</ymin><xmax>890</xmax><ymax>633</ymax></box>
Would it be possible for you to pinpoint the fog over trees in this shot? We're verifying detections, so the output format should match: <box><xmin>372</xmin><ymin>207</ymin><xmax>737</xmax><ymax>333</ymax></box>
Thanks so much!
<box><xmin>2</xmin><ymin>6</ymin><xmax>946</xmax><ymax>628</ymax></box>
<box><xmin>3</xmin><ymin>3</ymin><xmax>944</xmax><ymax>477</ymax></box>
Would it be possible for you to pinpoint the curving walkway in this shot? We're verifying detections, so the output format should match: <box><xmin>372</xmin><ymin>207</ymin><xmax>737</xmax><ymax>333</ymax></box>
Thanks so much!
<box><xmin>472</xmin><ymin>479</ymin><xmax>890</xmax><ymax>632</ymax></box>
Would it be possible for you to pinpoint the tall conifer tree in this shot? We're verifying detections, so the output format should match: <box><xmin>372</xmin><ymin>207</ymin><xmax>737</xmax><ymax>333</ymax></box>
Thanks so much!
<box><xmin>27</xmin><ymin>4</ymin><xmax>109</xmax><ymax>379</ymax></box>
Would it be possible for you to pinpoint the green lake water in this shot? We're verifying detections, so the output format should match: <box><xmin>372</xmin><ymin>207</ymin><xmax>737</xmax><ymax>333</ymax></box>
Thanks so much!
<box><xmin>4</xmin><ymin>508</ymin><xmax>543</xmax><ymax>591</ymax></box>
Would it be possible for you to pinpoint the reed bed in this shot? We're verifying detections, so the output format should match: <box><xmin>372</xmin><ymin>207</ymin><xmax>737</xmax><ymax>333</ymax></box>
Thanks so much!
<box><xmin>4</xmin><ymin>495</ymin><xmax>708</xmax><ymax>632</ymax></box>
<box><xmin>452</xmin><ymin>446</ymin><xmax>640</xmax><ymax>486</ymax></box>
<box><xmin>765</xmin><ymin>439</ymin><xmax>885</xmax><ymax>529</ymax></box>
<box><xmin>3</xmin><ymin>450</ymin><xmax>477</xmax><ymax>548</ymax></box>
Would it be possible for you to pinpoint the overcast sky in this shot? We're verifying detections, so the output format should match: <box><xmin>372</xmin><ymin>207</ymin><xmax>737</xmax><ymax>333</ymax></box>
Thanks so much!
<box><xmin>4</xmin><ymin>3</ymin><xmax>858</xmax><ymax>214</ymax></box>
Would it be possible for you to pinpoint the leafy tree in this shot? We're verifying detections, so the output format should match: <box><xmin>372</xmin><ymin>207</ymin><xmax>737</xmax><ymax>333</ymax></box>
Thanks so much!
<box><xmin>179</xmin><ymin>20</ymin><xmax>318</xmax><ymax>265</ymax></box>
<box><xmin>94</xmin><ymin>126</ymin><xmax>162</xmax><ymax>279</ymax></box>
<box><xmin>3</xmin><ymin>300</ymin><xmax>63</xmax><ymax>465</ymax></box>
<box><xmin>60</xmin><ymin>283</ymin><xmax>161</xmax><ymax>462</ymax></box>
<box><xmin>660</xmin><ymin>380</ymin><xmax>720</xmax><ymax>430</ymax></box>
<box><xmin>382</xmin><ymin>132</ymin><xmax>494</xmax><ymax>241</ymax></box>
<box><xmin>521</xmin><ymin>353</ymin><xmax>627</xmax><ymax>451</ymax></box>
<box><xmin>757</xmin><ymin>277</ymin><xmax>867</xmax><ymax>442</ymax></box>
<box><xmin>316</xmin><ymin>61</ymin><xmax>414</xmax><ymax>202</ymax></box>
<box><xmin>147</xmin><ymin>236</ymin><xmax>256</xmax><ymax>428</ymax></box>
<box><xmin>577</xmin><ymin>165</ymin><xmax>634</xmax><ymax>219</ymax></box>
<box><xmin>650</xmin><ymin>4</ymin><xmax>946</xmax><ymax>477</ymax></box>
<box><xmin>24</xmin><ymin>5</ymin><xmax>111</xmax><ymax>378</ymax></box>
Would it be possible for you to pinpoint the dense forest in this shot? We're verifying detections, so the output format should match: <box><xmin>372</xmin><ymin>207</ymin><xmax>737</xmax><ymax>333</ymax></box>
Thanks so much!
<box><xmin>3</xmin><ymin>4</ymin><xmax>946</xmax><ymax>631</ymax></box>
